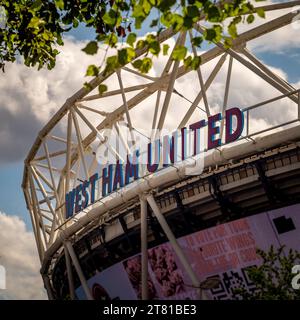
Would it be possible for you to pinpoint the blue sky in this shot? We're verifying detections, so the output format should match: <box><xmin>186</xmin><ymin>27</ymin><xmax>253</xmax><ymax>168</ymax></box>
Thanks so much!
<box><xmin>0</xmin><ymin>163</ymin><xmax>30</xmax><ymax>226</ymax></box>
<box><xmin>1</xmin><ymin>3</ymin><xmax>300</xmax><ymax>231</ymax></box>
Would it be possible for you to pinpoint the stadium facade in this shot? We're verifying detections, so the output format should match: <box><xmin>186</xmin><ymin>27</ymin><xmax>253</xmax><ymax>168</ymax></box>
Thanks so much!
<box><xmin>22</xmin><ymin>2</ymin><xmax>300</xmax><ymax>300</ymax></box>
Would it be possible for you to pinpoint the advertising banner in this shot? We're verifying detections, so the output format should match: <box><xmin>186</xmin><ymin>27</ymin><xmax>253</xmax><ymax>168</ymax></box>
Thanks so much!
<box><xmin>76</xmin><ymin>203</ymin><xmax>300</xmax><ymax>300</ymax></box>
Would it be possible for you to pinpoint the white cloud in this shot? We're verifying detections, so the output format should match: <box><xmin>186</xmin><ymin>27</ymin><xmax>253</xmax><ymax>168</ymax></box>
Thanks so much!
<box><xmin>0</xmin><ymin>37</ymin><xmax>106</xmax><ymax>163</ymax></box>
<box><xmin>0</xmin><ymin>211</ymin><xmax>47</xmax><ymax>299</ymax></box>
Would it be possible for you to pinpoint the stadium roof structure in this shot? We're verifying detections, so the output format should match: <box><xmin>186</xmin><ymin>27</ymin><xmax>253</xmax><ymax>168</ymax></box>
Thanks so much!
<box><xmin>22</xmin><ymin>1</ymin><xmax>300</xmax><ymax>300</ymax></box>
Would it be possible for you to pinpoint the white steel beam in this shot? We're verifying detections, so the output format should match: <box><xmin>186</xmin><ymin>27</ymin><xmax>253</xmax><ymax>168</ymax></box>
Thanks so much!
<box><xmin>42</xmin><ymin>275</ymin><xmax>55</xmax><ymax>300</ymax></box>
<box><xmin>81</xmin><ymin>83</ymin><xmax>150</xmax><ymax>102</ymax></box>
<box><xmin>146</xmin><ymin>194</ymin><xmax>205</xmax><ymax>298</ymax></box>
<box><xmin>220</xmin><ymin>56</ymin><xmax>233</xmax><ymax>141</ymax></box>
<box><xmin>157</xmin><ymin>32</ymin><xmax>187</xmax><ymax>131</ymax></box>
<box><xmin>189</xmin><ymin>30</ymin><xmax>210</xmax><ymax>117</ymax></box>
<box><xmin>65</xmin><ymin>112</ymin><xmax>73</xmax><ymax>196</ymax></box>
<box><xmin>43</xmin><ymin>142</ymin><xmax>63</xmax><ymax>225</ymax></box>
<box><xmin>178</xmin><ymin>53</ymin><xmax>227</xmax><ymax>129</ymax></box>
<box><xmin>71</xmin><ymin>109</ymin><xmax>90</xmax><ymax>180</ymax></box>
<box><xmin>64</xmin><ymin>243</ymin><xmax>76</xmax><ymax>300</ymax></box>
<box><xmin>140</xmin><ymin>196</ymin><xmax>148</xmax><ymax>300</ymax></box>
<box><xmin>116</xmin><ymin>69</ymin><xmax>136</xmax><ymax>144</ymax></box>
<box><xmin>65</xmin><ymin>241</ymin><xmax>93</xmax><ymax>300</ymax></box>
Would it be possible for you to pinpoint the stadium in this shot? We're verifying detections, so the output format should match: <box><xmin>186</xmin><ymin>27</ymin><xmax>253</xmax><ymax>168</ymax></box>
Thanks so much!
<box><xmin>22</xmin><ymin>2</ymin><xmax>300</xmax><ymax>300</ymax></box>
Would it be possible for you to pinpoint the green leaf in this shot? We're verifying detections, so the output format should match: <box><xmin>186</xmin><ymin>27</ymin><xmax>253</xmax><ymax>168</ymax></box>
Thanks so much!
<box><xmin>247</xmin><ymin>14</ymin><xmax>255</xmax><ymax>24</ymax></box>
<box><xmin>148</xmin><ymin>40</ymin><xmax>160</xmax><ymax>55</ymax></box>
<box><xmin>119</xmin><ymin>2</ymin><xmax>130</xmax><ymax>11</ymax></box>
<box><xmin>227</xmin><ymin>16</ymin><xmax>242</xmax><ymax>39</ymax></box>
<box><xmin>73</xmin><ymin>18</ymin><xmax>79</xmax><ymax>28</ymax></box>
<box><xmin>96</xmin><ymin>34</ymin><xmax>107</xmax><ymax>42</ymax></box>
<box><xmin>191</xmin><ymin>56</ymin><xmax>201</xmax><ymax>70</ymax></box>
<box><xmin>86</xmin><ymin>64</ymin><xmax>99</xmax><ymax>77</ymax></box>
<box><xmin>140</xmin><ymin>57</ymin><xmax>152</xmax><ymax>73</ymax></box>
<box><xmin>184</xmin><ymin>56</ymin><xmax>192</xmax><ymax>68</ymax></box>
<box><xmin>118</xmin><ymin>49</ymin><xmax>128</xmax><ymax>66</ymax></box>
<box><xmin>98</xmin><ymin>84</ymin><xmax>108</xmax><ymax>95</ymax></box>
<box><xmin>127</xmin><ymin>33</ymin><xmax>137</xmax><ymax>47</ymax></box>
<box><xmin>132</xmin><ymin>59</ymin><xmax>143</xmax><ymax>69</ymax></box>
<box><xmin>172</xmin><ymin>45</ymin><xmax>187</xmax><ymax>61</ymax></box>
<box><xmin>132</xmin><ymin>4</ymin><xmax>145</xmax><ymax>19</ymax></box>
<box><xmin>150</xmin><ymin>19</ymin><xmax>159</xmax><ymax>28</ymax></box>
<box><xmin>171</xmin><ymin>14</ymin><xmax>184</xmax><ymax>31</ymax></box>
<box><xmin>84</xmin><ymin>82</ymin><xmax>93</xmax><ymax>91</ymax></box>
<box><xmin>163</xmin><ymin>44</ymin><xmax>169</xmax><ymax>56</ymax></box>
<box><xmin>82</xmin><ymin>41</ymin><xmax>98</xmax><ymax>55</ymax></box>
<box><xmin>212</xmin><ymin>24</ymin><xmax>222</xmax><ymax>42</ymax></box>
<box><xmin>183</xmin><ymin>16</ymin><xmax>193</xmax><ymax>29</ymax></box>
<box><xmin>31</xmin><ymin>0</ymin><xmax>43</xmax><ymax>10</ymax></box>
<box><xmin>57</xmin><ymin>34</ymin><xmax>64</xmax><ymax>46</ymax></box>
<box><xmin>135</xmin><ymin>17</ymin><xmax>143</xmax><ymax>29</ymax></box>
<box><xmin>228</xmin><ymin>22</ymin><xmax>237</xmax><ymax>38</ymax></box>
<box><xmin>142</xmin><ymin>0</ymin><xmax>151</xmax><ymax>14</ymax></box>
<box><xmin>186</xmin><ymin>5</ymin><xmax>199</xmax><ymax>18</ymax></box>
<box><xmin>54</xmin><ymin>0</ymin><xmax>64</xmax><ymax>10</ymax></box>
<box><xmin>118</xmin><ymin>47</ymin><xmax>136</xmax><ymax>66</ymax></box>
<box><xmin>28</xmin><ymin>16</ymin><xmax>45</xmax><ymax>29</ymax></box>
<box><xmin>191</xmin><ymin>36</ymin><xmax>203</xmax><ymax>47</ymax></box>
<box><xmin>207</xmin><ymin>6</ymin><xmax>221</xmax><ymax>22</ymax></box>
<box><xmin>204</xmin><ymin>28</ymin><xmax>217</xmax><ymax>42</ymax></box>
<box><xmin>256</xmin><ymin>8</ymin><xmax>265</xmax><ymax>19</ymax></box>
<box><xmin>105</xmin><ymin>33</ymin><xmax>118</xmax><ymax>47</ymax></box>
<box><xmin>103</xmin><ymin>9</ymin><xmax>120</xmax><ymax>26</ymax></box>
<box><xmin>184</xmin><ymin>55</ymin><xmax>201</xmax><ymax>71</ymax></box>
<box><xmin>42</xmin><ymin>31</ymin><xmax>50</xmax><ymax>41</ymax></box>
<box><xmin>132</xmin><ymin>57</ymin><xmax>152</xmax><ymax>73</ymax></box>
<box><xmin>136</xmin><ymin>40</ymin><xmax>146</xmax><ymax>50</ymax></box>
<box><xmin>161</xmin><ymin>11</ymin><xmax>173</xmax><ymax>28</ymax></box>
<box><xmin>158</xmin><ymin>0</ymin><xmax>176</xmax><ymax>11</ymax></box>
<box><xmin>224</xmin><ymin>37</ymin><xmax>233</xmax><ymax>49</ymax></box>
<box><xmin>105</xmin><ymin>55</ymin><xmax>119</xmax><ymax>75</ymax></box>
<box><xmin>126</xmin><ymin>47</ymin><xmax>136</xmax><ymax>60</ymax></box>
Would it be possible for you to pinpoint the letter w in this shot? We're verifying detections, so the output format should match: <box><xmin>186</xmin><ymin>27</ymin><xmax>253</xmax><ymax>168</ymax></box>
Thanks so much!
<box><xmin>65</xmin><ymin>189</ymin><xmax>76</xmax><ymax>219</ymax></box>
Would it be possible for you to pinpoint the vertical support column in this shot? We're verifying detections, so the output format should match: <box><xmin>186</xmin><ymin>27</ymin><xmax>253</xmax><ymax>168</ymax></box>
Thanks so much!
<box><xmin>146</xmin><ymin>194</ymin><xmax>208</xmax><ymax>300</ymax></box>
<box><xmin>65</xmin><ymin>111</ymin><xmax>72</xmax><ymax>197</ymax></box>
<box><xmin>189</xmin><ymin>30</ymin><xmax>210</xmax><ymax>117</ymax></box>
<box><xmin>157</xmin><ymin>31</ymin><xmax>187</xmax><ymax>131</ymax></box>
<box><xmin>140</xmin><ymin>196</ymin><xmax>148</xmax><ymax>300</ymax></box>
<box><xmin>246</xmin><ymin>109</ymin><xmax>250</xmax><ymax>136</ymax></box>
<box><xmin>65</xmin><ymin>240</ymin><xmax>93</xmax><ymax>300</ymax></box>
<box><xmin>71</xmin><ymin>109</ymin><xmax>90</xmax><ymax>180</ymax></box>
<box><xmin>64</xmin><ymin>243</ymin><xmax>76</xmax><ymax>300</ymax></box>
<box><xmin>151</xmin><ymin>90</ymin><xmax>161</xmax><ymax>141</ymax></box>
<box><xmin>117</xmin><ymin>69</ymin><xmax>136</xmax><ymax>144</ymax></box>
<box><xmin>42</xmin><ymin>274</ymin><xmax>55</xmax><ymax>300</ymax></box>
<box><xmin>178</xmin><ymin>53</ymin><xmax>227</xmax><ymax>129</ymax></box>
<box><xmin>220</xmin><ymin>55</ymin><xmax>233</xmax><ymax>141</ymax></box>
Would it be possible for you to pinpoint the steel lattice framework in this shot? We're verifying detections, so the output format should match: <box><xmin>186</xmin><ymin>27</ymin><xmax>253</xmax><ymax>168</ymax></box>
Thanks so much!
<box><xmin>22</xmin><ymin>1</ymin><xmax>300</xmax><ymax>300</ymax></box>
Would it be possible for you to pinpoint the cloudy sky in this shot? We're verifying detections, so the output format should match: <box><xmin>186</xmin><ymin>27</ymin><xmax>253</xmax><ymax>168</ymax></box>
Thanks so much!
<box><xmin>0</xmin><ymin>1</ymin><xmax>300</xmax><ymax>299</ymax></box>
